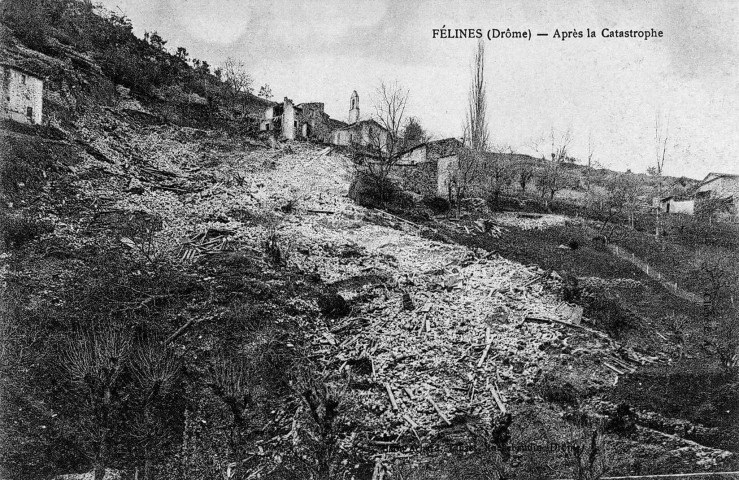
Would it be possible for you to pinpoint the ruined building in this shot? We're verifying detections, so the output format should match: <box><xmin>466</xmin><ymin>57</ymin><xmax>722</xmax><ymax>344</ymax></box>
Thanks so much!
<box><xmin>259</xmin><ymin>90</ymin><xmax>388</xmax><ymax>149</ymax></box>
<box><xmin>1</xmin><ymin>63</ymin><xmax>43</xmax><ymax>124</ymax></box>
<box><xmin>260</xmin><ymin>97</ymin><xmax>344</xmax><ymax>143</ymax></box>
<box><xmin>330</xmin><ymin>91</ymin><xmax>388</xmax><ymax>150</ymax></box>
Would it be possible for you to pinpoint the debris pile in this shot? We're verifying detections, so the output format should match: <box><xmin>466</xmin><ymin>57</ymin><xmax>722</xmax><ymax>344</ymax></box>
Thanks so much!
<box><xmin>44</xmin><ymin>106</ymin><xmax>735</xmax><ymax>471</ymax></box>
<box><xmin>490</xmin><ymin>212</ymin><xmax>568</xmax><ymax>230</ymax></box>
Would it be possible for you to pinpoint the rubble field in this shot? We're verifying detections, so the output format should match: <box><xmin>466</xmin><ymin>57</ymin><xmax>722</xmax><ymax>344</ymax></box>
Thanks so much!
<box><xmin>5</xmin><ymin>106</ymin><xmax>736</xmax><ymax>478</ymax></box>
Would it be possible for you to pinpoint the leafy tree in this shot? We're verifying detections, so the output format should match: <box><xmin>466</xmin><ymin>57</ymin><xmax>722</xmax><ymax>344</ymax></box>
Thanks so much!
<box><xmin>402</xmin><ymin>116</ymin><xmax>427</xmax><ymax>149</ymax></box>
<box><xmin>257</xmin><ymin>84</ymin><xmax>273</xmax><ymax>100</ymax></box>
<box><xmin>147</xmin><ymin>31</ymin><xmax>167</xmax><ymax>51</ymax></box>
<box><xmin>175</xmin><ymin>47</ymin><xmax>189</xmax><ymax>62</ymax></box>
<box><xmin>465</xmin><ymin>39</ymin><xmax>490</xmax><ymax>153</ymax></box>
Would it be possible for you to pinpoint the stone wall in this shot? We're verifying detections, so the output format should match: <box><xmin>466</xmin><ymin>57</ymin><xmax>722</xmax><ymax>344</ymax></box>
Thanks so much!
<box><xmin>390</xmin><ymin>160</ymin><xmax>438</xmax><ymax>197</ymax></box>
<box><xmin>669</xmin><ymin>199</ymin><xmax>694</xmax><ymax>215</ymax></box>
<box><xmin>399</xmin><ymin>145</ymin><xmax>427</xmax><ymax>165</ymax></box>
<box><xmin>282</xmin><ymin>98</ymin><xmax>296</xmax><ymax>140</ymax></box>
<box><xmin>437</xmin><ymin>155</ymin><xmax>459</xmax><ymax>198</ymax></box>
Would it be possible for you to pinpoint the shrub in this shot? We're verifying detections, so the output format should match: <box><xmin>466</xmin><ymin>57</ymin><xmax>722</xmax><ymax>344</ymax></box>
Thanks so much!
<box><xmin>422</xmin><ymin>196</ymin><xmax>450</xmax><ymax>214</ymax></box>
<box><xmin>583</xmin><ymin>288</ymin><xmax>634</xmax><ymax>339</ymax></box>
<box><xmin>561</xmin><ymin>271</ymin><xmax>581</xmax><ymax>303</ymax></box>
<box><xmin>263</xmin><ymin>228</ymin><xmax>290</xmax><ymax>266</ymax></box>
<box><xmin>0</xmin><ymin>214</ymin><xmax>53</xmax><ymax>250</ymax></box>
<box><xmin>348</xmin><ymin>172</ymin><xmax>412</xmax><ymax>210</ymax></box>
<box><xmin>317</xmin><ymin>292</ymin><xmax>350</xmax><ymax>318</ymax></box>
<box><xmin>538</xmin><ymin>370</ymin><xmax>582</xmax><ymax>407</ymax></box>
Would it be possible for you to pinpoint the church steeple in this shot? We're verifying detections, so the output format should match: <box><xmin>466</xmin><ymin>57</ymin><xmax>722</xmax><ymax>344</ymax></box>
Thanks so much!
<box><xmin>348</xmin><ymin>90</ymin><xmax>359</xmax><ymax>125</ymax></box>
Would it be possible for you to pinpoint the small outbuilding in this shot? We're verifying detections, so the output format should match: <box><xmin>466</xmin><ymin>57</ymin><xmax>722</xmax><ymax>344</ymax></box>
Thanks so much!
<box><xmin>657</xmin><ymin>196</ymin><xmax>695</xmax><ymax>215</ymax></box>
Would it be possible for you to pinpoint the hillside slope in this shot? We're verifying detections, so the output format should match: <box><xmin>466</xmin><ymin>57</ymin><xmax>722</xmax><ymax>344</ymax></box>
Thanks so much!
<box><xmin>2</xmin><ymin>95</ymin><xmax>737</xmax><ymax>478</ymax></box>
<box><xmin>0</xmin><ymin>2</ymin><xmax>737</xmax><ymax>479</ymax></box>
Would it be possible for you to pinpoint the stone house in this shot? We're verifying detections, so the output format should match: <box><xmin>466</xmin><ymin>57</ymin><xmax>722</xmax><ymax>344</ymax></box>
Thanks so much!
<box><xmin>329</xmin><ymin>91</ymin><xmax>389</xmax><ymax>151</ymax></box>
<box><xmin>1</xmin><ymin>63</ymin><xmax>43</xmax><ymax>124</ymax></box>
<box><xmin>394</xmin><ymin>138</ymin><xmax>464</xmax><ymax>197</ymax></box>
<box><xmin>330</xmin><ymin>119</ymin><xmax>388</xmax><ymax>151</ymax></box>
<box><xmin>694</xmin><ymin>172</ymin><xmax>739</xmax><ymax>220</ymax></box>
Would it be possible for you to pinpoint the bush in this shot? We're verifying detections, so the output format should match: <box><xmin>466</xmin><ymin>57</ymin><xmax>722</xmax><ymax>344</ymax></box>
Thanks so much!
<box><xmin>0</xmin><ymin>214</ymin><xmax>53</xmax><ymax>250</ymax></box>
<box><xmin>422</xmin><ymin>196</ymin><xmax>450</xmax><ymax>214</ymax></box>
<box><xmin>263</xmin><ymin>229</ymin><xmax>290</xmax><ymax>266</ymax></box>
<box><xmin>317</xmin><ymin>292</ymin><xmax>350</xmax><ymax>318</ymax></box>
<box><xmin>583</xmin><ymin>288</ymin><xmax>634</xmax><ymax>339</ymax></box>
<box><xmin>538</xmin><ymin>370</ymin><xmax>582</xmax><ymax>407</ymax></box>
<box><xmin>348</xmin><ymin>172</ymin><xmax>412</xmax><ymax>210</ymax></box>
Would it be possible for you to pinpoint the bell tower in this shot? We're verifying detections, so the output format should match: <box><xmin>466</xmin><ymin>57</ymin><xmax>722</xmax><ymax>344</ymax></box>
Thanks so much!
<box><xmin>348</xmin><ymin>90</ymin><xmax>359</xmax><ymax>125</ymax></box>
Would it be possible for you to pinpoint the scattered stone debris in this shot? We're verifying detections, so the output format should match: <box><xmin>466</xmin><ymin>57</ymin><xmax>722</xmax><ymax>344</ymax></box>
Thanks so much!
<box><xmin>32</xmin><ymin>106</ymin><xmax>734</xmax><ymax>474</ymax></box>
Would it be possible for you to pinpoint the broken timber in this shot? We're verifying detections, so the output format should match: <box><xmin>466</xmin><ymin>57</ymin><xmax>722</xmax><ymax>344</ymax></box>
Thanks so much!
<box><xmin>427</xmin><ymin>396</ymin><xmax>451</xmax><ymax>426</ymax></box>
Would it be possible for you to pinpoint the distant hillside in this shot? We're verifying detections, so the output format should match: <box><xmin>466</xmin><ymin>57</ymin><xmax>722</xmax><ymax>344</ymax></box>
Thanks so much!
<box><xmin>485</xmin><ymin>150</ymin><xmax>698</xmax><ymax>202</ymax></box>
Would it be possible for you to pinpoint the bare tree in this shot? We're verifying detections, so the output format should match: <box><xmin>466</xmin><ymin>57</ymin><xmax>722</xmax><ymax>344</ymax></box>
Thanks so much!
<box><xmin>223</xmin><ymin>57</ymin><xmax>253</xmax><ymax>113</ymax></box>
<box><xmin>484</xmin><ymin>147</ymin><xmax>515</xmax><ymax>207</ymax></box>
<box><xmin>584</xmin><ymin>132</ymin><xmax>597</xmax><ymax>193</ymax></box>
<box><xmin>536</xmin><ymin>128</ymin><xmax>573</xmax><ymax>210</ymax></box>
<box><xmin>692</xmin><ymin>248</ymin><xmax>739</xmax><ymax>369</ymax></box>
<box><xmin>621</xmin><ymin>173</ymin><xmax>641</xmax><ymax>229</ymax></box>
<box><xmin>131</xmin><ymin>338</ymin><xmax>180</xmax><ymax>480</ymax></box>
<box><xmin>64</xmin><ymin>327</ymin><xmax>132</xmax><ymax>480</ymax></box>
<box><xmin>516</xmin><ymin>157</ymin><xmax>535</xmax><ymax>194</ymax></box>
<box><xmin>596</xmin><ymin>173</ymin><xmax>640</xmax><ymax>240</ymax></box>
<box><xmin>651</xmin><ymin>111</ymin><xmax>670</xmax><ymax>238</ymax></box>
<box><xmin>372</xmin><ymin>80</ymin><xmax>408</xmax><ymax>157</ymax></box>
<box><xmin>351</xmin><ymin>81</ymin><xmax>409</xmax><ymax>205</ymax></box>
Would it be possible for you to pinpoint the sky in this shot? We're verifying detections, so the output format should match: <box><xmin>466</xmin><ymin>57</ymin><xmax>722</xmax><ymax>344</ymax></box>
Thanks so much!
<box><xmin>98</xmin><ymin>0</ymin><xmax>739</xmax><ymax>179</ymax></box>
